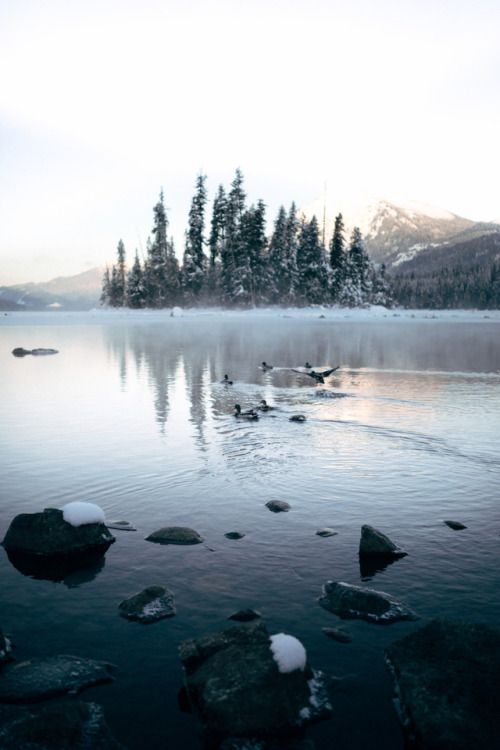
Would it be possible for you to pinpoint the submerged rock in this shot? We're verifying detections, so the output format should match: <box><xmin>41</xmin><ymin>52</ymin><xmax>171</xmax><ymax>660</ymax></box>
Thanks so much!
<box><xmin>119</xmin><ymin>585</ymin><xmax>175</xmax><ymax>623</ymax></box>
<box><xmin>385</xmin><ymin>618</ymin><xmax>500</xmax><ymax>749</ymax></box>
<box><xmin>316</xmin><ymin>528</ymin><xmax>337</xmax><ymax>537</ymax></box>
<box><xmin>265</xmin><ymin>500</ymin><xmax>291</xmax><ymax>513</ymax></box>
<box><xmin>1</xmin><ymin>508</ymin><xmax>115</xmax><ymax>558</ymax></box>
<box><xmin>105</xmin><ymin>519</ymin><xmax>137</xmax><ymax>531</ymax></box>
<box><xmin>224</xmin><ymin>531</ymin><xmax>246</xmax><ymax>539</ymax></box>
<box><xmin>358</xmin><ymin>525</ymin><xmax>407</xmax><ymax>558</ymax></box>
<box><xmin>228</xmin><ymin>609</ymin><xmax>261</xmax><ymax>622</ymax></box>
<box><xmin>322</xmin><ymin>627</ymin><xmax>352</xmax><ymax>643</ymax></box>
<box><xmin>0</xmin><ymin>655</ymin><xmax>115</xmax><ymax>704</ymax></box>
<box><xmin>0</xmin><ymin>701</ymin><xmax>126</xmax><ymax>749</ymax></box>
<box><xmin>444</xmin><ymin>519</ymin><xmax>467</xmax><ymax>530</ymax></box>
<box><xmin>178</xmin><ymin>620</ymin><xmax>331</xmax><ymax>740</ymax></box>
<box><xmin>319</xmin><ymin>581</ymin><xmax>419</xmax><ymax>624</ymax></box>
<box><xmin>145</xmin><ymin>526</ymin><xmax>204</xmax><ymax>545</ymax></box>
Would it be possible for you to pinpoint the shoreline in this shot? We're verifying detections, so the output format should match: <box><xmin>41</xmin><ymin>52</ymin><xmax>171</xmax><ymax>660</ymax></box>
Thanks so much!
<box><xmin>1</xmin><ymin>304</ymin><xmax>500</xmax><ymax>326</ymax></box>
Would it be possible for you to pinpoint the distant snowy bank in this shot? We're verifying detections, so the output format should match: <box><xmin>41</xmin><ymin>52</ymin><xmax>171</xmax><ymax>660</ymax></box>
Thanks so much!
<box><xmin>2</xmin><ymin>305</ymin><xmax>499</xmax><ymax>326</ymax></box>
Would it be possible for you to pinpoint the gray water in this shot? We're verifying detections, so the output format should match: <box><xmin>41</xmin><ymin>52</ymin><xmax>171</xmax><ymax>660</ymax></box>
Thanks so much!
<box><xmin>1</xmin><ymin>313</ymin><xmax>499</xmax><ymax>749</ymax></box>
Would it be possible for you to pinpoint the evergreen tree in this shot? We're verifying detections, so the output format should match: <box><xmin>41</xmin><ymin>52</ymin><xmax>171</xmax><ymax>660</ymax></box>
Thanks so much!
<box><xmin>238</xmin><ymin>199</ymin><xmax>267</xmax><ymax>306</ymax></box>
<box><xmin>207</xmin><ymin>184</ymin><xmax>226</xmax><ymax>300</ymax></box>
<box><xmin>126</xmin><ymin>251</ymin><xmax>146</xmax><ymax>308</ymax></box>
<box><xmin>221</xmin><ymin>168</ymin><xmax>247</xmax><ymax>305</ymax></box>
<box><xmin>267</xmin><ymin>203</ymin><xmax>298</xmax><ymax>305</ymax></box>
<box><xmin>144</xmin><ymin>190</ymin><xmax>170</xmax><ymax>308</ymax></box>
<box><xmin>339</xmin><ymin>227</ymin><xmax>372</xmax><ymax>306</ymax></box>
<box><xmin>115</xmin><ymin>239</ymin><xmax>127</xmax><ymax>307</ymax></box>
<box><xmin>329</xmin><ymin>213</ymin><xmax>347</xmax><ymax>301</ymax></box>
<box><xmin>100</xmin><ymin>266</ymin><xmax>111</xmax><ymax>306</ymax></box>
<box><xmin>296</xmin><ymin>215</ymin><xmax>329</xmax><ymax>305</ymax></box>
<box><xmin>181</xmin><ymin>173</ymin><xmax>208</xmax><ymax>304</ymax></box>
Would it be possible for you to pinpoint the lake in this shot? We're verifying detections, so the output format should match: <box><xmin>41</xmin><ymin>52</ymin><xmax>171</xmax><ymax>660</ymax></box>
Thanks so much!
<box><xmin>1</xmin><ymin>309</ymin><xmax>499</xmax><ymax>749</ymax></box>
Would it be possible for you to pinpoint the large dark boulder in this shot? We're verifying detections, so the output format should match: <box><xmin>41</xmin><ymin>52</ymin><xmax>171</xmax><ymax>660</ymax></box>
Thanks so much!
<box><xmin>178</xmin><ymin>620</ymin><xmax>331</xmax><ymax>741</ymax></box>
<box><xmin>319</xmin><ymin>581</ymin><xmax>418</xmax><ymax>624</ymax></box>
<box><xmin>0</xmin><ymin>655</ymin><xmax>115</xmax><ymax>704</ymax></box>
<box><xmin>385</xmin><ymin>618</ymin><xmax>500</xmax><ymax>749</ymax></box>
<box><xmin>1</xmin><ymin>508</ymin><xmax>115</xmax><ymax>558</ymax></box>
<box><xmin>0</xmin><ymin>701</ymin><xmax>126</xmax><ymax>749</ymax></box>
<box><xmin>358</xmin><ymin>525</ymin><xmax>407</xmax><ymax>558</ymax></box>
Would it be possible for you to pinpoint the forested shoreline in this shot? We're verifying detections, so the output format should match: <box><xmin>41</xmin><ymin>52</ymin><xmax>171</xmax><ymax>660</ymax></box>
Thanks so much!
<box><xmin>100</xmin><ymin>170</ymin><xmax>499</xmax><ymax>311</ymax></box>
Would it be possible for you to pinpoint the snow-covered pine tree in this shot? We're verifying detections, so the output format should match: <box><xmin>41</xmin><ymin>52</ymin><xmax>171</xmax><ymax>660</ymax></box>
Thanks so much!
<box><xmin>238</xmin><ymin>199</ymin><xmax>267</xmax><ymax>307</ymax></box>
<box><xmin>267</xmin><ymin>204</ymin><xmax>299</xmax><ymax>306</ymax></box>
<box><xmin>207</xmin><ymin>184</ymin><xmax>226</xmax><ymax>302</ymax></box>
<box><xmin>144</xmin><ymin>190</ymin><xmax>170</xmax><ymax>308</ymax></box>
<box><xmin>126</xmin><ymin>251</ymin><xmax>146</xmax><ymax>308</ymax></box>
<box><xmin>221</xmin><ymin>168</ymin><xmax>247</xmax><ymax>306</ymax></box>
<box><xmin>181</xmin><ymin>173</ymin><xmax>208</xmax><ymax>305</ymax></box>
<box><xmin>338</xmin><ymin>226</ymin><xmax>371</xmax><ymax>307</ymax></box>
<box><xmin>114</xmin><ymin>239</ymin><xmax>127</xmax><ymax>307</ymax></box>
<box><xmin>329</xmin><ymin>213</ymin><xmax>347</xmax><ymax>302</ymax></box>
<box><xmin>296</xmin><ymin>215</ymin><xmax>329</xmax><ymax>306</ymax></box>
<box><xmin>100</xmin><ymin>266</ymin><xmax>111</xmax><ymax>306</ymax></box>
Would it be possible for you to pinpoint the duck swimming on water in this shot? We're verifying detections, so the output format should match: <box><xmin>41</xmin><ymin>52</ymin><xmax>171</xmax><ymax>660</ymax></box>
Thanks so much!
<box><xmin>221</xmin><ymin>374</ymin><xmax>233</xmax><ymax>384</ymax></box>
<box><xmin>293</xmin><ymin>366</ymin><xmax>339</xmax><ymax>384</ymax></box>
<box><xmin>234</xmin><ymin>404</ymin><xmax>259</xmax><ymax>420</ymax></box>
<box><xmin>260</xmin><ymin>362</ymin><xmax>273</xmax><ymax>371</ymax></box>
<box><xmin>258</xmin><ymin>399</ymin><xmax>275</xmax><ymax>411</ymax></box>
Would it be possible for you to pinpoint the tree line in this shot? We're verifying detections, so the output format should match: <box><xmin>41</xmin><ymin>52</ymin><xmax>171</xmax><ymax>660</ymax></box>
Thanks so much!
<box><xmin>100</xmin><ymin>169</ymin><xmax>392</xmax><ymax>309</ymax></box>
<box><xmin>389</xmin><ymin>264</ymin><xmax>500</xmax><ymax>310</ymax></box>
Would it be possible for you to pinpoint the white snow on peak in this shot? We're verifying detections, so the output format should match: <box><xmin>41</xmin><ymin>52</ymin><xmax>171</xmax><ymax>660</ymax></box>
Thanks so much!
<box><xmin>299</xmin><ymin>191</ymin><xmax>463</xmax><ymax>241</ymax></box>
<box><xmin>61</xmin><ymin>501</ymin><xmax>105</xmax><ymax>526</ymax></box>
<box><xmin>270</xmin><ymin>632</ymin><xmax>307</xmax><ymax>673</ymax></box>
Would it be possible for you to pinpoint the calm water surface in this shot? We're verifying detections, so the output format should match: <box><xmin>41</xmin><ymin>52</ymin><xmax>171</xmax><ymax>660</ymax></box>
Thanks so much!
<box><xmin>1</xmin><ymin>314</ymin><xmax>499</xmax><ymax>749</ymax></box>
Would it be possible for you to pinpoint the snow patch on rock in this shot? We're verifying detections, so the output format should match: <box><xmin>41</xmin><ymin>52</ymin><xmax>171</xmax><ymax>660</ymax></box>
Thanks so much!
<box><xmin>60</xmin><ymin>502</ymin><xmax>105</xmax><ymax>527</ymax></box>
<box><xmin>270</xmin><ymin>633</ymin><xmax>307</xmax><ymax>673</ymax></box>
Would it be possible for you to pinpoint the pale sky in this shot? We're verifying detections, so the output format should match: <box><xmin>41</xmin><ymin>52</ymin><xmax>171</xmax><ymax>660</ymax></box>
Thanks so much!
<box><xmin>1</xmin><ymin>0</ymin><xmax>499</xmax><ymax>285</ymax></box>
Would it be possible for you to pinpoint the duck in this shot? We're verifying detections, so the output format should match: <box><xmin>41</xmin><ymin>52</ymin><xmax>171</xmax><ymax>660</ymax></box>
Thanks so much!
<box><xmin>289</xmin><ymin>414</ymin><xmax>307</xmax><ymax>422</ymax></box>
<box><xmin>258</xmin><ymin>399</ymin><xmax>275</xmax><ymax>411</ymax></box>
<box><xmin>292</xmin><ymin>366</ymin><xmax>339</xmax><ymax>384</ymax></box>
<box><xmin>260</xmin><ymin>361</ymin><xmax>273</xmax><ymax>371</ymax></box>
<box><xmin>221</xmin><ymin>374</ymin><xmax>233</xmax><ymax>384</ymax></box>
<box><xmin>304</xmin><ymin>362</ymin><xmax>312</xmax><ymax>369</ymax></box>
<box><xmin>234</xmin><ymin>404</ymin><xmax>259</xmax><ymax>420</ymax></box>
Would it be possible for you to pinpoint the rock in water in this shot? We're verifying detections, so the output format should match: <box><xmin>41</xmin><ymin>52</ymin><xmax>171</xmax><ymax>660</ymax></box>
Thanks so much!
<box><xmin>228</xmin><ymin>609</ymin><xmax>261</xmax><ymax>622</ymax></box>
<box><xmin>444</xmin><ymin>519</ymin><xmax>467</xmax><ymax>530</ymax></box>
<box><xmin>119</xmin><ymin>585</ymin><xmax>176</xmax><ymax>623</ymax></box>
<box><xmin>265</xmin><ymin>500</ymin><xmax>291</xmax><ymax>513</ymax></box>
<box><xmin>145</xmin><ymin>526</ymin><xmax>204</xmax><ymax>545</ymax></box>
<box><xmin>178</xmin><ymin>621</ymin><xmax>331</xmax><ymax>739</ymax></box>
<box><xmin>0</xmin><ymin>701</ymin><xmax>126</xmax><ymax>749</ymax></box>
<box><xmin>358</xmin><ymin>524</ymin><xmax>407</xmax><ymax>558</ymax></box>
<box><xmin>0</xmin><ymin>655</ymin><xmax>115</xmax><ymax>703</ymax></box>
<box><xmin>316</xmin><ymin>528</ymin><xmax>337</xmax><ymax>537</ymax></box>
<box><xmin>319</xmin><ymin>581</ymin><xmax>419</xmax><ymax>624</ymax></box>
<box><xmin>385</xmin><ymin>618</ymin><xmax>500</xmax><ymax>749</ymax></box>
<box><xmin>1</xmin><ymin>508</ymin><xmax>115</xmax><ymax>557</ymax></box>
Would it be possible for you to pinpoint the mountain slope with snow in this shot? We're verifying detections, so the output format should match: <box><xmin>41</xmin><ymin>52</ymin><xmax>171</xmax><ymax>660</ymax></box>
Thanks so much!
<box><xmin>299</xmin><ymin>193</ymin><xmax>499</xmax><ymax>268</ymax></box>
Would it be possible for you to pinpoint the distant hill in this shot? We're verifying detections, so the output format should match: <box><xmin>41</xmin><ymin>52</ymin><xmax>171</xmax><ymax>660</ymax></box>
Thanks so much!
<box><xmin>0</xmin><ymin>267</ymin><xmax>104</xmax><ymax>311</ymax></box>
<box><xmin>299</xmin><ymin>193</ymin><xmax>500</xmax><ymax>273</ymax></box>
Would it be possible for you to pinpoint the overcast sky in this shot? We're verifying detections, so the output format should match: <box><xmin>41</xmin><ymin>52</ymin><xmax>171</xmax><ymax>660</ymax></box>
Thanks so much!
<box><xmin>1</xmin><ymin>0</ymin><xmax>499</xmax><ymax>285</ymax></box>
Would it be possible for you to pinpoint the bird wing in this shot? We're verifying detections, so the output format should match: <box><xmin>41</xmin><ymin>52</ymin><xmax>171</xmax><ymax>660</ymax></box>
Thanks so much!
<box><xmin>320</xmin><ymin>366</ymin><xmax>339</xmax><ymax>377</ymax></box>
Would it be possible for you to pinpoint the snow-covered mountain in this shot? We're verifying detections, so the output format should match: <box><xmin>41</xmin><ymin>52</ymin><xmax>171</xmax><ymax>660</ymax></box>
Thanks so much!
<box><xmin>0</xmin><ymin>267</ymin><xmax>104</xmax><ymax>311</ymax></box>
<box><xmin>299</xmin><ymin>193</ymin><xmax>500</xmax><ymax>269</ymax></box>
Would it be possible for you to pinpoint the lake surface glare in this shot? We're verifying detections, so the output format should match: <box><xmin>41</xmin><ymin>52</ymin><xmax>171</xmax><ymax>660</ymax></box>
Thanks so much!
<box><xmin>1</xmin><ymin>312</ymin><xmax>499</xmax><ymax>749</ymax></box>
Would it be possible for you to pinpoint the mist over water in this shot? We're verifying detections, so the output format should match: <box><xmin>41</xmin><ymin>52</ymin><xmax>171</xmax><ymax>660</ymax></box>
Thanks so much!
<box><xmin>1</xmin><ymin>313</ymin><xmax>499</xmax><ymax>749</ymax></box>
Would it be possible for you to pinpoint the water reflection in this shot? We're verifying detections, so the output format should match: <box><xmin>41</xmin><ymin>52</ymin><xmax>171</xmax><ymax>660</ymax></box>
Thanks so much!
<box><xmin>103</xmin><ymin>318</ymin><xmax>500</xmax><ymax>432</ymax></box>
<box><xmin>4</xmin><ymin>548</ymin><xmax>107</xmax><ymax>586</ymax></box>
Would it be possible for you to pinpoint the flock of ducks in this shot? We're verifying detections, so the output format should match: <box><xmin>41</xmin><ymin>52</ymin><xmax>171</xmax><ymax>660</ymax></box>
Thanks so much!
<box><xmin>222</xmin><ymin>362</ymin><xmax>340</xmax><ymax>422</ymax></box>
